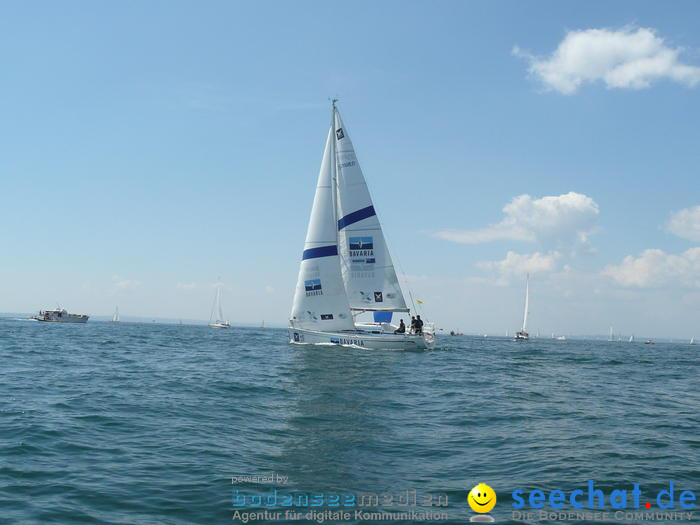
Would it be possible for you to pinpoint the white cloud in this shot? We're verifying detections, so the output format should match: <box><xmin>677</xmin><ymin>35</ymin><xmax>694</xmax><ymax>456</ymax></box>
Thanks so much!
<box><xmin>603</xmin><ymin>248</ymin><xmax>700</xmax><ymax>288</ymax></box>
<box><xmin>514</xmin><ymin>27</ymin><xmax>700</xmax><ymax>94</ymax></box>
<box><xmin>475</xmin><ymin>251</ymin><xmax>560</xmax><ymax>285</ymax></box>
<box><xmin>435</xmin><ymin>192</ymin><xmax>599</xmax><ymax>252</ymax></box>
<box><xmin>115</xmin><ymin>280</ymin><xmax>139</xmax><ymax>289</ymax></box>
<box><xmin>666</xmin><ymin>205</ymin><xmax>700</xmax><ymax>242</ymax></box>
<box><xmin>111</xmin><ymin>275</ymin><xmax>140</xmax><ymax>289</ymax></box>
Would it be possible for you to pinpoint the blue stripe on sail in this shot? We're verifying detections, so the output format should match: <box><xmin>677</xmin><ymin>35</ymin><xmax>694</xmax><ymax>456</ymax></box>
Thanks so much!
<box><xmin>337</xmin><ymin>205</ymin><xmax>376</xmax><ymax>230</ymax></box>
<box><xmin>302</xmin><ymin>245</ymin><xmax>338</xmax><ymax>260</ymax></box>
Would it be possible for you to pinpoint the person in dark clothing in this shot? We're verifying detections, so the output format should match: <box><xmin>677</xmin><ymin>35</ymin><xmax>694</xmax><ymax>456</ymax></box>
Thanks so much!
<box><xmin>410</xmin><ymin>316</ymin><xmax>417</xmax><ymax>334</ymax></box>
<box><xmin>394</xmin><ymin>319</ymin><xmax>406</xmax><ymax>334</ymax></box>
<box><xmin>416</xmin><ymin>315</ymin><xmax>424</xmax><ymax>335</ymax></box>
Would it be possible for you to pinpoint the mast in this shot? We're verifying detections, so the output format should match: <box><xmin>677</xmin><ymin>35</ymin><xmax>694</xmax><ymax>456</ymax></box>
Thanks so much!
<box><xmin>330</xmin><ymin>99</ymin><xmax>339</xmax><ymax>243</ymax></box>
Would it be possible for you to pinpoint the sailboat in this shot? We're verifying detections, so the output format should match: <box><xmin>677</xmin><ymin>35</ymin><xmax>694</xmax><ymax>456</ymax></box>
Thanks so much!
<box><xmin>260</xmin><ymin>320</ymin><xmax>265</xmax><ymax>329</ymax></box>
<box><xmin>608</xmin><ymin>326</ymin><xmax>614</xmax><ymax>342</ymax></box>
<box><xmin>111</xmin><ymin>306</ymin><xmax>120</xmax><ymax>323</ymax></box>
<box><xmin>690</xmin><ymin>337</ymin><xmax>695</xmax><ymax>345</ymax></box>
<box><xmin>514</xmin><ymin>274</ymin><xmax>529</xmax><ymax>340</ymax></box>
<box><xmin>288</xmin><ymin>101</ymin><xmax>434</xmax><ymax>350</ymax></box>
<box><xmin>629</xmin><ymin>334</ymin><xmax>634</xmax><ymax>343</ymax></box>
<box><xmin>209</xmin><ymin>283</ymin><xmax>230</xmax><ymax>328</ymax></box>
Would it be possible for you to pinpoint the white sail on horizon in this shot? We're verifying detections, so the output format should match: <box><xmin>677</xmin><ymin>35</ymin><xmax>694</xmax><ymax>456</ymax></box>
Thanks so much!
<box><xmin>210</xmin><ymin>283</ymin><xmax>228</xmax><ymax>325</ymax></box>
<box><xmin>521</xmin><ymin>274</ymin><xmax>529</xmax><ymax>332</ymax></box>
<box><xmin>112</xmin><ymin>306</ymin><xmax>119</xmax><ymax>322</ymax></box>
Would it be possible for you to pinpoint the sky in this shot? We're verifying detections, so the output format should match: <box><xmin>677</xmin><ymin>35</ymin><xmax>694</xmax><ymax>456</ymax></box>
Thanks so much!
<box><xmin>1</xmin><ymin>1</ymin><xmax>699</xmax><ymax>337</ymax></box>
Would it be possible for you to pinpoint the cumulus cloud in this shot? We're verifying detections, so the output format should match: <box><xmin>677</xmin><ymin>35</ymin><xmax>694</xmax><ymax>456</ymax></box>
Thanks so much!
<box><xmin>666</xmin><ymin>205</ymin><xmax>700</xmax><ymax>242</ymax></box>
<box><xmin>603</xmin><ymin>248</ymin><xmax>700</xmax><ymax>288</ymax></box>
<box><xmin>514</xmin><ymin>27</ymin><xmax>700</xmax><ymax>94</ymax></box>
<box><xmin>476</xmin><ymin>251</ymin><xmax>560</xmax><ymax>285</ymax></box>
<box><xmin>435</xmin><ymin>192</ymin><xmax>599</xmax><ymax>252</ymax></box>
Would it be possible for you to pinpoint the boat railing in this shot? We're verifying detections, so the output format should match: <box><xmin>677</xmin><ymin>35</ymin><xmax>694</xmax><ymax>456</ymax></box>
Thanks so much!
<box><xmin>422</xmin><ymin>322</ymin><xmax>435</xmax><ymax>335</ymax></box>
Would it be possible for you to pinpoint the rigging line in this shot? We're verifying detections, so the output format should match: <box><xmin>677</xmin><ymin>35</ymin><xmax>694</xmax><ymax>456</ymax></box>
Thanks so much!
<box><xmin>393</xmin><ymin>251</ymin><xmax>418</xmax><ymax>316</ymax></box>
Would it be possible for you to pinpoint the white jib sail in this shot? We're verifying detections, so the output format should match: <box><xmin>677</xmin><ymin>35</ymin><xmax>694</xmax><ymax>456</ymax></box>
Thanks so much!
<box><xmin>332</xmin><ymin>109</ymin><xmax>408</xmax><ymax>313</ymax></box>
<box><xmin>522</xmin><ymin>275</ymin><xmax>529</xmax><ymax>332</ymax></box>
<box><xmin>290</xmin><ymin>128</ymin><xmax>355</xmax><ymax>331</ymax></box>
<box><xmin>217</xmin><ymin>287</ymin><xmax>224</xmax><ymax>322</ymax></box>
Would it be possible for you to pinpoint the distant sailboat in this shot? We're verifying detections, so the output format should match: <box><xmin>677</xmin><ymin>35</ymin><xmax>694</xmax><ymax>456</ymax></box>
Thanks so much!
<box><xmin>690</xmin><ymin>337</ymin><xmax>695</xmax><ymax>345</ymax></box>
<box><xmin>209</xmin><ymin>283</ymin><xmax>230</xmax><ymax>329</ymax></box>
<box><xmin>515</xmin><ymin>274</ymin><xmax>529</xmax><ymax>340</ymax></box>
<box><xmin>111</xmin><ymin>306</ymin><xmax>120</xmax><ymax>323</ymax></box>
<box><xmin>608</xmin><ymin>326</ymin><xmax>614</xmax><ymax>342</ymax></box>
<box><xmin>629</xmin><ymin>334</ymin><xmax>634</xmax><ymax>343</ymax></box>
<box><xmin>260</xmin><ymin>320</ymin><xmax>265</xmax><ymax>329</ymax></box>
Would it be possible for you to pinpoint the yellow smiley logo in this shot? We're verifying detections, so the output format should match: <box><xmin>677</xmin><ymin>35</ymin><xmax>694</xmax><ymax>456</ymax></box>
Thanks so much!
<box><xmin>468</xmin><ymin>483</ymin><xmax>496</xmax><ymax>513</ymax></box>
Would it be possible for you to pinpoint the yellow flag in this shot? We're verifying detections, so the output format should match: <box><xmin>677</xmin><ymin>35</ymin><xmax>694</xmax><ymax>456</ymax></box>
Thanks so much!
<box><xmin>417</xmin><ymin>299</ymin><xmax>423</xmax><ymax>304</ymax></box>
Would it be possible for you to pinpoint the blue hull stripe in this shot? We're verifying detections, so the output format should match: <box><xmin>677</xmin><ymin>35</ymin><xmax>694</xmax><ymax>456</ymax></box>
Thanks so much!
<box><xmin>302</xmin><ymin>245</ymin><xmax>338</xmax><ymax>260</ymax></box>
<box><xmin>338</xmin><ymin>205</ymin><xmax>376</xmax><ymax>230</ymax></box>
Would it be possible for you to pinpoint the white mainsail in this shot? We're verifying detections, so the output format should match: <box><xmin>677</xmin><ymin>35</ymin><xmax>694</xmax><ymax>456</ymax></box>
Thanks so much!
<box><xmin>290</xmin><ymin>128</ymin><xmax>355</xmax><ymax>331</ymax></box>
<box><xmin>333</xmin><ymin>110</ymin><xmax>408</xmax><ymax>313</ymax></box>
<box><xmin>112</xmin><ymin>306</ymin><xmax>119</xmax><ymax>322</ymax></box>
<box><xmin>210</xmin><ymin>283</ymin><xmax>228</xmax><ymax>325</ymax></box>
<box><xmin>521</xmin><ymin>274</ymin><xmax>529</xmax><ymax>332</ymax></box>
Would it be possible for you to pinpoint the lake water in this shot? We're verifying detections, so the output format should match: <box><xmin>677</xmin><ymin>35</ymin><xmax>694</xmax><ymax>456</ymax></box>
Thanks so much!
<box><xmin>1</xmin><ymin>319</ymin><xmax>697</xmax><ymax>524</ymax></box>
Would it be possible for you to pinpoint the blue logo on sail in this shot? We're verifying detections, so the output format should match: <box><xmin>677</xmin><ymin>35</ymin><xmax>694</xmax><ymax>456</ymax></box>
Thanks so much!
<box><xmin>349</xmin><ymin>237</ymin><xmax>373</xmax><ymax>251</ymax></box>
<box><xmin>304</xmin><ymin>279</ymin><xmax>323</xmax><ymax>296</ymax></box>
<box><xmin>349</xmin><ymin>236</ymin><xmax>375</xmax><ymax>267</ymax></box>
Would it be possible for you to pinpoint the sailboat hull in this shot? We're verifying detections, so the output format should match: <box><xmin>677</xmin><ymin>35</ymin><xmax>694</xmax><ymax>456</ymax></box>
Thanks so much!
<box><xmin>209</xmin><ymin>323</ymin><xmax>230</xmax><ymax>329</ymax></box>
<box><xmin>288</xmin><ymin>327</ymin><xmax>434</xmax><ymax>350</ymax></box>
